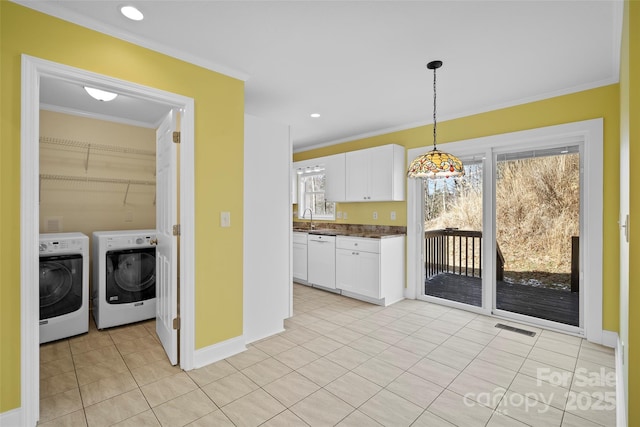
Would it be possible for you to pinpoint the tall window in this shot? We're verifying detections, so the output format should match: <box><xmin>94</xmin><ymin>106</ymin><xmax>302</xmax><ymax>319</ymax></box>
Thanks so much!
<box><xmin>297</xmin><ymin>172</ymin><xmax>335</xmax><ymax>220</ymax></box>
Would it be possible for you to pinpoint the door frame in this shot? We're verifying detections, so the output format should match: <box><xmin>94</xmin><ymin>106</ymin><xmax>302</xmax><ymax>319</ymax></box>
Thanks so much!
<box><xmin>406</xmin><ymin>118</ymin><xmax>604</xmax><ymax>341</ymax></box>
<box><xmin>20</xmin><ymin>55</ymin><xmax>196</xmax><ymax>426</ymax></box>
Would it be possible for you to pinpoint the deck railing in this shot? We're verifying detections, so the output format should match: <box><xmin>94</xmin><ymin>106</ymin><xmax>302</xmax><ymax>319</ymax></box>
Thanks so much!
<box><xmin>425</xmin><ymin>228</ymin><xmax>504</xmax><ymax>280</ymax></box>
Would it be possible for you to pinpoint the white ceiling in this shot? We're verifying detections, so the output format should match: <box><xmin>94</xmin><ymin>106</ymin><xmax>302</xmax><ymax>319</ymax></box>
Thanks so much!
<box><xmin>21</xmin><ymin>0</ymin><xmax>622</xmax><ymax>152</ymax></box>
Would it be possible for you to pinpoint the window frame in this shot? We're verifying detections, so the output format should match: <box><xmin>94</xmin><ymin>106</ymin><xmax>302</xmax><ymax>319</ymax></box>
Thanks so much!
<box><xmin>297</xmin><ymin>170</ymin><xmax>336</xmax><ymax>221</ymax></box>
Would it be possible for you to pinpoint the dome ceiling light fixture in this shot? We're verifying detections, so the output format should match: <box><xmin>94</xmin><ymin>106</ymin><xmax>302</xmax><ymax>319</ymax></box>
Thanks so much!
<box><xmin>407</xmin><ymin>60</ymin><xmax>464</xmax><ymax>179</ymax></box>
<box><xmin>84</xmin><ymin>86</ymin><xmax>118</xmax><ymax>102</ymax></box>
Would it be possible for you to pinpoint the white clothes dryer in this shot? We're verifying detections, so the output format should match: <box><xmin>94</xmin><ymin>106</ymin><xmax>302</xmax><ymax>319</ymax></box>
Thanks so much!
<box><xmin>93</xmin><ymin>230</ymin><xmax>157</xmax><ymax>329</ymax></box>
<box><xmin>39</xmin><ymin>232</ymin><xmax>89</xmax><ymax>344</ymax></box>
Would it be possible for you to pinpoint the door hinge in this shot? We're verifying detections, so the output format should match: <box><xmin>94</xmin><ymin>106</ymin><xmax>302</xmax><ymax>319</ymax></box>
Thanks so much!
<box><xmin>172</xmin><ymin>131</ymin><xmax>181</xmax><ymax>144</ymax></box>
<box><xmin>173</xmin><ymin>224</ymin><xmax>181</xmax><ymax>236</ymax></box>
<box><xmin>172</xmin><ymin>317</ymin><xmax>180</xmax><ymax>330</ymax></box>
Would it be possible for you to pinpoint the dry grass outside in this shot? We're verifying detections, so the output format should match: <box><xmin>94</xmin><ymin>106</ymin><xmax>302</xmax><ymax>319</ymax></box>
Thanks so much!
<box><xmin>425</xmin><ymin>153</ymin><xmax>580</xmax><ymax>289</ymax></box>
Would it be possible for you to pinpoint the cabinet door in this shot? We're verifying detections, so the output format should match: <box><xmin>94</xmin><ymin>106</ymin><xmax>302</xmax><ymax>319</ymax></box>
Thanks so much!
<box><xmin>324</xmin><ymin>154</ymin><xmax>346</xmax><ymax>202</ymax></box>
<box><xmin>368</xmin><ymin>145</ymin><xmax>394</xmax><ymax>201</ymax></box>
<box><xmin>292</xmin><ymin>243</ymin><xmax>307</xmax><ymax>281</ymax></box>
<box><xmin>357</xmin><ymin>251</ymin><xmax>380</xmax><ymax>299</ymax></box>
<box><xmin>336</xmin><ymin>249</ymin><xmax>358</xmax><ymax>291</ymax></box>
<box><xmin>336</xmin><ymin>249</ymin><xmax>380</xmax><ymax>299</ymax></box>
<box><xmin>345</xmin><ymin>150</ymin><xmax>369</xmax><ymax>201</ymax></box>
<box><xmin>291</xmin><ymin>168</ymin><xmax>299</xmax><ymax>204</ymax></box>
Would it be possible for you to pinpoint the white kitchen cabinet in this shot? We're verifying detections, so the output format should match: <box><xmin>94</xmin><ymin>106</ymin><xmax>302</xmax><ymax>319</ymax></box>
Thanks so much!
<box><xmin>291</xmin><ymin>167</ymin><xmax>299</xmax><ymax>204</ymax></box>
<box><xmin>293</xmin><ymin>232</ymin><xmax>308</xmax><ymax>282</ymax></box>
<box><xmin>345</xmin><ymin>144</ymin><xmax>405</xmax><ymax>202</ymax></box>
<box><xmin>307</xmin><ymin>234</ymin><xmax>336</xmax><ymax>289</ymax></box>
<box><xmin>335</xmin><ymin>235</ymin><xmax>405</xmax><ymax>306</ymax></box>
<box><xmin>323</xmin><ymin>153</ymin><xmax>346</xmax><ymax>202</ymax></box>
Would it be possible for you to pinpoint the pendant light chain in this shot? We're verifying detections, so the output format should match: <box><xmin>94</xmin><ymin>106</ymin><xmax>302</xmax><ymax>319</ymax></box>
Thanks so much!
<box><xmin>432</xmin><ymin>65</ymin><xmax>438</xmax><ymax>150</ymax></box>
<box><xmin>406</xmin><ymin>59</ymin><xmax>464</xmax><ymax>179</ymax></box>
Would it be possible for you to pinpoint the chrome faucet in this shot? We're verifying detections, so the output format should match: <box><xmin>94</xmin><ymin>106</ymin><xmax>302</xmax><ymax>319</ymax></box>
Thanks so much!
<box><xmin>302</xmin><ymin>208</ymin><xmax>314</xmax><ymax>230</ymax></box>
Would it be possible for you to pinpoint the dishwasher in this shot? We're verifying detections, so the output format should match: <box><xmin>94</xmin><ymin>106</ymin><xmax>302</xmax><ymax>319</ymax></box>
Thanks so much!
<box><xmin>307</xmin><ymin>233</ymin><xmax>336</xmax><ymax>289</ymax></box>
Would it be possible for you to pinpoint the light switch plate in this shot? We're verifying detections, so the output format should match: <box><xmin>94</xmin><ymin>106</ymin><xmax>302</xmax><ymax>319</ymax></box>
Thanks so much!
<box><xmin>220</xmin><ymin>211</ymin><xmax>231</xmax><ymax>227</ymax></box>
<box><xmin>390</xmin><ymin>211</ymin><xmax>396</xmax><ymax>220</ymax></box>
<box><xmin>343</xmin><ymin>212</ymin><xmax>348</xmax><ymax>219</ymax></box>
<box><xmin>373</xmin><ymin>211</ymin><xmax>378</xmax><ymax>220</ymax></box>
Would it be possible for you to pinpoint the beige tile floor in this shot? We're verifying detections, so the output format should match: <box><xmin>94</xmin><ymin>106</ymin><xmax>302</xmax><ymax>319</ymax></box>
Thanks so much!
<box><xmin>39</xmin><ymin>284</ymin><xmax>616</xmax><ymax>426</ymax></box>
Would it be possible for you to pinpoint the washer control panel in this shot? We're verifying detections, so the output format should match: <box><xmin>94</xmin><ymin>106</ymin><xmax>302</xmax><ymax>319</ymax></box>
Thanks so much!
<box><xmin>39</xmin><ymin>238</ymin><xmax>85</xmax><ymax>254</ymax></box>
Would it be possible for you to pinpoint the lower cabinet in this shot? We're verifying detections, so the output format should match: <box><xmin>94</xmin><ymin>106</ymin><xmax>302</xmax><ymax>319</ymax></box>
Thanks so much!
<box><xmin>292</xmin><ymin>232</ymin><xmax>308</xmax><ymax>282</ymax></box>
<box><xmin>336</xmin><ymin>247</ymin><xmax>379</xmax><ymax>299</ymax></box>
<box><xmin>335</xmin><ymin>235</ymin><xmax>405</xmax><ymax>306</ymax></box>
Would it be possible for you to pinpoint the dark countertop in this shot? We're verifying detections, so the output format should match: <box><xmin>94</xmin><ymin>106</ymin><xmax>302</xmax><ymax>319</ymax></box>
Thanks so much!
<box><xmin>293</xmin><ymin>223</ymin><xmax>406</xmax><ymax>239</ymax></box>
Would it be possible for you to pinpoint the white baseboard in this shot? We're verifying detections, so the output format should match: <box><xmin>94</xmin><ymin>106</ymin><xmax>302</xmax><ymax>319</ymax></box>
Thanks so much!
<box><xmin>244</xmin><ymin>327</ymin><xmax>285</xmax><ymax>345</ymax></box>
<box><xmin>615</xmin><ymin>334</ymin><xmax>627</xmax><ymax>427</ymax></box>
<box><xmin>602</xmin><ymin>330</ymin><xmax>618</xmax><ymax>348</ymax></box>
<box><xmin>192</xmin><ymin>335</ymin><xmax>246</xmax><ymax>369</ymax></box>
<box><xmin>0</xmin><ymin>407</ymin><xmax>23</xmax><ymax>427</ymax></box>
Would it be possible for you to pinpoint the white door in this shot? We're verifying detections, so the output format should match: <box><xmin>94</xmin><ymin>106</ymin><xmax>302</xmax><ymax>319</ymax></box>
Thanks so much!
<box><xmin>155</xmin><ymin>109</ymin><xmax>179</xmax><ymax>365</ymax></box>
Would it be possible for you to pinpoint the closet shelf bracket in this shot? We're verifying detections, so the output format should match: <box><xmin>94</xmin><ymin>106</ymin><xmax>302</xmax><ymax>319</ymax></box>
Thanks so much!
<box><xmin>123</xmin><ymin>181</ymin><xmax>131</xmax><ymax>206</ymax></box>
<box><xmin>84</xmin><ymin>144</ymin><xmax>91</xmax><ymax>172</ymax></box>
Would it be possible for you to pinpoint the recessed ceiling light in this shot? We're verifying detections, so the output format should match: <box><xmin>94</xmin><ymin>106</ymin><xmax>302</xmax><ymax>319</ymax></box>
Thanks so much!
<box><xmin>310</xmin><ymin>113</ymin><xmax>321</xmax><ymax>118</ymax></box>
<box><xmin>84</xmin><ymin>86</ymin><xmax>118</xmax><ymax>102</ymax></box>
<box><xmin>120</xmin><ymin>5</ymin><xmax>144</xmax><ymax>21</ymax></box>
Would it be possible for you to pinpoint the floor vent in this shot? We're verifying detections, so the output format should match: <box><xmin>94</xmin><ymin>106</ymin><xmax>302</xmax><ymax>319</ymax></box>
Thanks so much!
<box><xmin>495</xmin><ymin>323</ymin><xmax>536</xmax><ymax>337</ymax></box>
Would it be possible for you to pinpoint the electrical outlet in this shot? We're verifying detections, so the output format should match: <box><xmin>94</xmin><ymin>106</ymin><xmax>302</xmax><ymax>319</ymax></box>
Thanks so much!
<box><xmin>373</xmin><ymin>211</ymin><xmax>378</xmax><ymax>220</ymax></box>
<box><xmin>343</xmin><ymin>212</ymin><xmax>348</xmax><ymax>220</ymax></box>
<box><xmin>390</xmin><ymin>211</ymin><xmax>396</xmax><ymax>220</ymax></box>
<box><xmin>336</xmin><ymin>211</ymin><xmax>342</xmax><ymax>219</ymax></box>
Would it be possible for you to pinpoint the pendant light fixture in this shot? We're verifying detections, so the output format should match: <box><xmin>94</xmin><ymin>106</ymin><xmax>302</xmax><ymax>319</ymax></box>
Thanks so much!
<box><xmin>407</xmin><ymin>60</ymin><xmax>464</xmax><ymax>179</ymax></box>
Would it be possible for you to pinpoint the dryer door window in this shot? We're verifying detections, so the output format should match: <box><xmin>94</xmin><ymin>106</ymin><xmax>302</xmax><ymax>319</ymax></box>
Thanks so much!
<box><xmin>105</xmin><ymin>248</ymin><xmax>156</xmax><ymax>304</ymax></box>
<box><xmin>39</xmin><ymin>254</ymin><xmax>83</xmax><ymax>320</ymax></box>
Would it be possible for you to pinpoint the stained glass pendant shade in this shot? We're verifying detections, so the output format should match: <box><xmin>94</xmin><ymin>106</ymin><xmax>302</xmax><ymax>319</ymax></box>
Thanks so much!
<box><xmin>407</xmin><ymin>60</ymin><xmax>464</xmax><ymax>179</ymax></box>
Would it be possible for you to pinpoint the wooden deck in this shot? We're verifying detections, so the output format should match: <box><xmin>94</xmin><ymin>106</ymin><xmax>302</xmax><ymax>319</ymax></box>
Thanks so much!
<box><xmin>425</xmin><ymin>273</ymin><xmax>579</xmax><ymax>326</ymax></box>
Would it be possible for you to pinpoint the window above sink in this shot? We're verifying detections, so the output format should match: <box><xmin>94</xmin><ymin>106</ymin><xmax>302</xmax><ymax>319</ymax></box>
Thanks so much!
<box><xmin>297</xmin><ymin>169</ymin><xmax>335</xmax><ymax>221</ymax></box>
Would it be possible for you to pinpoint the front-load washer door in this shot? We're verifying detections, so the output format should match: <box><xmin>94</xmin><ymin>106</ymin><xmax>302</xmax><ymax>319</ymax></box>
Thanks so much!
<box><xmin>105</xmin><ymin>247</ymin><xmax>156</xmax><ymax>304</ymax></box>
<box><xmin>39</xmin><ymin>254</ymin><xmax>83</xmax><ymax>320</ymax></box>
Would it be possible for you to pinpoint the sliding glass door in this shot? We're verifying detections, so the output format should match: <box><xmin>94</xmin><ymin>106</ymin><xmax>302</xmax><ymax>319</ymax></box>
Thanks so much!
<box><xmin>493</xmin><ymin>146</ymin><xmax>581</xmax><ymax>326</ymax></box>
<box><xmin>412</xmin><ymin>119</ymin><xmax>602</xmax><ymax>337</ymax></box>
<box><xmin>417</xmin><ymin>141</ymin><xmax>586</xmax><ymax>333</ymax></box>
<box><xmin>423</xmin><ymin>155</ymin><xmax>485</xmax><ymax>309</ymax></box>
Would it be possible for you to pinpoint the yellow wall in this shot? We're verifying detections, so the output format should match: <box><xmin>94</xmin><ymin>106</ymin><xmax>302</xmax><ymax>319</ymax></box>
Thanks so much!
<box><xmin>0</xmin><ymin>3</ymin><xmax>244</xmax><ymax>413</ymax></box>
<box><xmin>295</xmin><ymin>85</ymin><xmax>620</xmax><ymax>333</ymax></box>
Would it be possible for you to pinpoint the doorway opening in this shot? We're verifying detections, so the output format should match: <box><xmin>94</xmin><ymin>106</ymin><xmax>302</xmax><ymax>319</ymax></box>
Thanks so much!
<box><xmin>21</xmin><ymin>55</ymin><xmax>196</xmax><ymax>426</ymax></box>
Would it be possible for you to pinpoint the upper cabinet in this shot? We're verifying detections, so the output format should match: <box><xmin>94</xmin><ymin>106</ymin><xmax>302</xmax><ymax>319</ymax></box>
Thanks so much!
<box><xmin>345</xmin><ymin>144</ymin><xmax>405</xmax><ymax>202</ymax></box>
<box><xmin>323</xmin><ymin>153</ymin><xmax>346</xmax><ymax>202</ymax></box>
<box><xmin>291</xmin><ymin>165</ymin><xmax>299</xmax><ymax>204</ymax></box>
<box><xmin>293</xmin><ymin>143</ymin><xmax>405</xmax><ymax>204</ymax></box>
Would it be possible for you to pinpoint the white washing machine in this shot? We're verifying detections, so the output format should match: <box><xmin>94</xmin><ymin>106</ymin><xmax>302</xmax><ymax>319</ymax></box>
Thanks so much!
<box><xmin>39</xmin><ymin>232</ymin><xmax>89</xmax><ymax>344</ymax></box>
<box><xmin>93</xmin><ymin>229</ymin><xmax>157</xmax><ymax>329</ymax></box>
